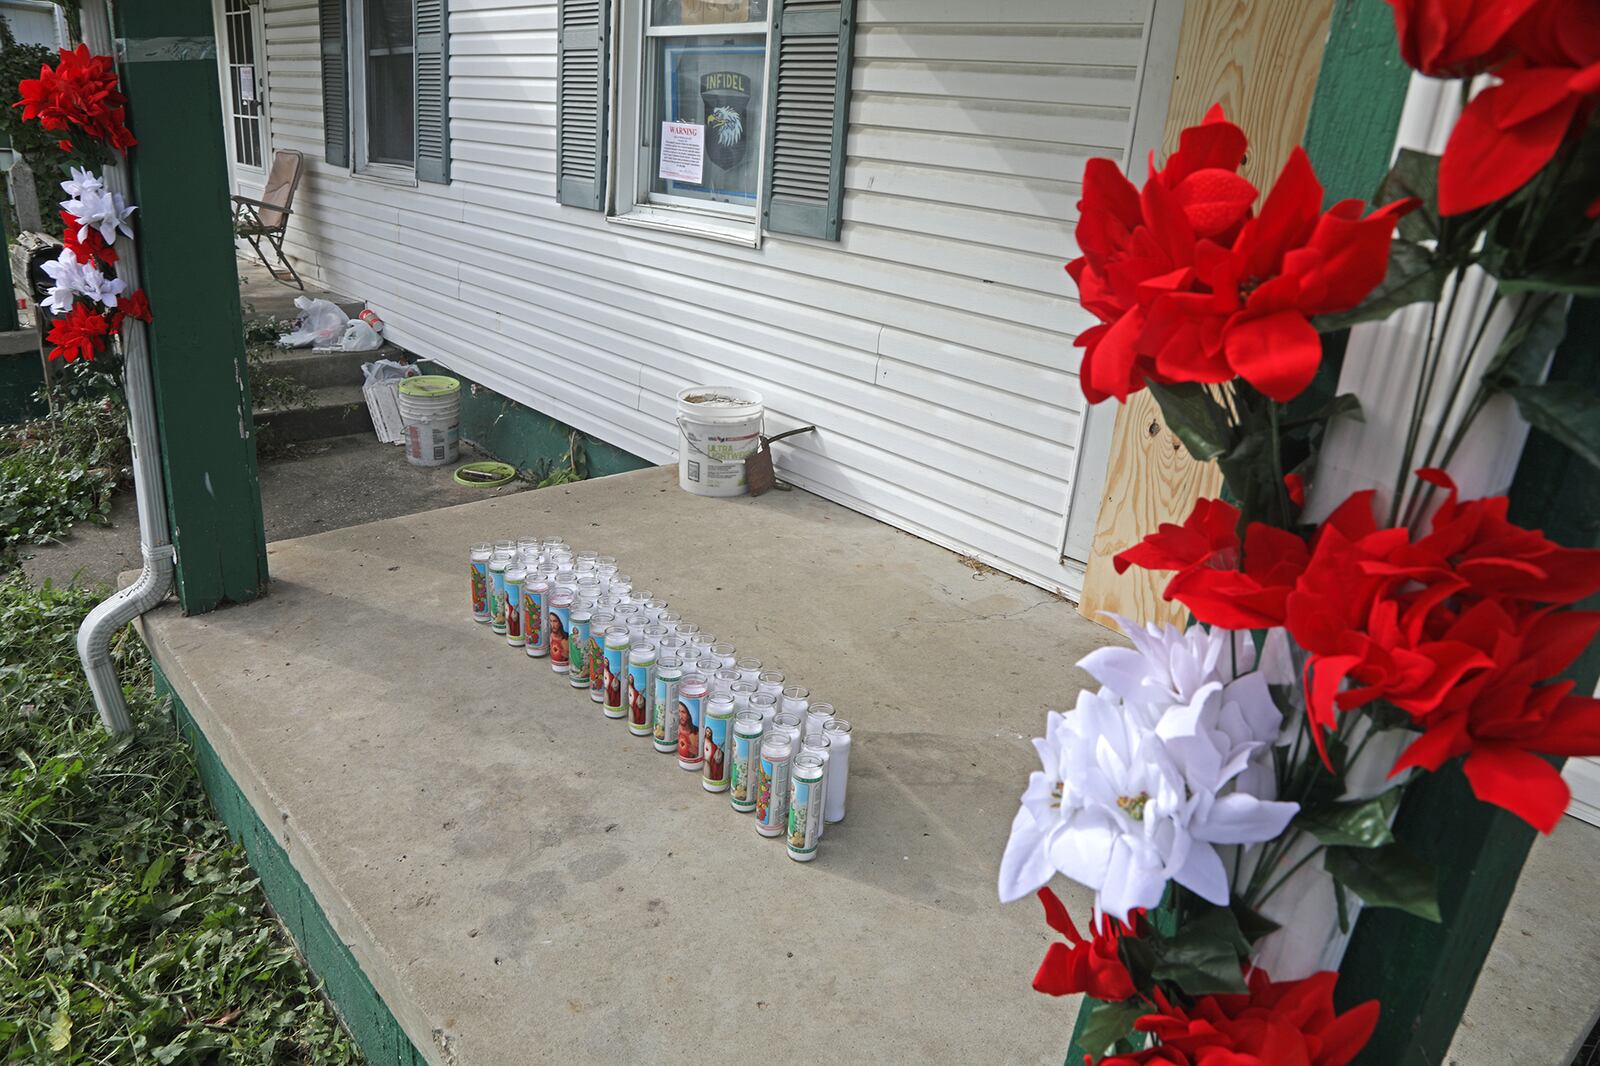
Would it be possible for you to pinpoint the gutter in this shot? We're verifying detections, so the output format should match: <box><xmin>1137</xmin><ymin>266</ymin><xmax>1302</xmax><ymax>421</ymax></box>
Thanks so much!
<box><xmin>75</xmin><ymin>0</ymin><xmax>175</xmax><ymax>734</ymax></box>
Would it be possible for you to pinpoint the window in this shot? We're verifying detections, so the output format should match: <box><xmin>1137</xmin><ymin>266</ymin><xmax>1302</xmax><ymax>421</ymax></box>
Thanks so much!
<box><xmin>556</xmin><ymin>0</ymin><xmax>856</xmax><ymax>241</ymax></box>
<box><xmin>353</xmin><ymin>0</ymin><xmax>416</xmax><ymax>172</ymax></box>
<box><xmin>641</xmin><ymin>1</ymin><xmax>770</xmax><ymax>219</ymax></box>
<box><xmin>223</xmin><ymin>0</ymin><xmax>265</xmax><ymax>169</ymax></box>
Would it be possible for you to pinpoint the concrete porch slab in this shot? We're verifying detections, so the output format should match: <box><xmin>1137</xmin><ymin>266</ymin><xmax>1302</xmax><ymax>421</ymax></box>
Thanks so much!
<box><xmin>140</xmin><ymin>465</ymin><xmax>1121</xmax><ymax>1065</ymax></box>
<box><xmin>137</xmin><ymin>464</ymin><xmax>1600</xmax><ymax>1065</ymax></box>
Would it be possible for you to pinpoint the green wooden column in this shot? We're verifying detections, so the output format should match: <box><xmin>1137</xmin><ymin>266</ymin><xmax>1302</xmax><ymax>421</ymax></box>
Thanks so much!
<box><xmin>115</xmin><ymin>1</ymin><xmax>269</xmax><ymax>612</ymax></box>
<box><xmin>1336</xmin><ymin>298</ymin><xmax>1600</xmax><ymax>1063</ymax></box>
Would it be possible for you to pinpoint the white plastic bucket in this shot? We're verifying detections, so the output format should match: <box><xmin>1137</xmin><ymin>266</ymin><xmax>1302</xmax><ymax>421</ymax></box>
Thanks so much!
<box><xmin>676</xmin><ymin>386</ymin><xmax>764</xmax><ymax>497</ymax></box>
<box><xmin>397</xmin><ymin>375</ymin><xmax>462</xmax><ymax>468</ymax></box>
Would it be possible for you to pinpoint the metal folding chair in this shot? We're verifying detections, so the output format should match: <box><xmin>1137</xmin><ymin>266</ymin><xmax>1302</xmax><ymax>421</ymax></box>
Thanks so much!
<box><xmin>232</xmin><ymin>148</ymin><xmax>305</xmax><ymax>290</ymax></box>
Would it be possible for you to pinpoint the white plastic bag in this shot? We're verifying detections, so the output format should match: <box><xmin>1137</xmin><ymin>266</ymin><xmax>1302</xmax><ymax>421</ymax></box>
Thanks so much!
<box><xmin>360</xmin><ymin>358</ymin><xmax>417</xmax><ymax>386</ymax></box>
<box><xmin>337</xmin><ymin>320</ymin><xmax>382</xmax><ymax>352</ymax></box>
<box><xmin>277</xmin><ymin>296</ymin><xmax>349</xmax><ymax>348</ymax></box>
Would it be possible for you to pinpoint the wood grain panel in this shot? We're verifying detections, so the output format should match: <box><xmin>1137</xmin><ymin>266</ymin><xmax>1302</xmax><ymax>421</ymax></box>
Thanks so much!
<box><xmin>1076</xmin><ymin>0</ymin><xmax>1337</xmax><ymax>628</ymax></box>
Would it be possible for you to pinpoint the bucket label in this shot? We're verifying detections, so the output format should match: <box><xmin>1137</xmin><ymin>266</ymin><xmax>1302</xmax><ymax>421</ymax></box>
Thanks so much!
<box><xmin>788</xmin><ymin>777</ymin><xmax>820</xmax><ymax>855</ymax></box>
<box><xmin>678</xmin><ymin>694</ymin><xmax>704</xmax><ymax>766</ymax></box>
<box><xmin>701</xmin><ymin>714</ymin><xmax>731</xmax><ymax>789</ymax></box>
<box><xmin>569</xmin><ymin>619</ymin><xmax>591</xmax><ymax>683</ymax></box>
<box><xmin>549</xmin><ymin>605</ymin><xmax>572</xmax><ymax>668</ymax></box>
<box><xmin>627</xmin><ymin>663</ymin><xmax>654</xmax><ymax>736</ymax></box>
<box><xmin>470</xmin><ymin>561</ymin><xmax>488</xmax><ymax>619</ymax></box>
<box><xmin>654</xmin><ymin>675</ymin><xmax>680</xmax><ymax>749</ymax></box>
<box><xmin>603</xmin><ymin>645</ymin><xmax>627</xmax><ymax>717</ymax></box>
<box><xmin>525</xmin><ymin>587</ymin><xmax>547</xmax><ymax>653</ymax></box>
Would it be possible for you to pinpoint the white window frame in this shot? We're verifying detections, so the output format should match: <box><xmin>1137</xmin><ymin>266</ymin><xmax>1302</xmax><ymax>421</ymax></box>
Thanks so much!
<box><xmin>610</xmin><ymin>1</ymin><xmax>772</xmax><ymax>248</ymax></box>
<box><xmin>348</xmin><ymin>0</ymin><xmax>417</xmax><ymax>184</ymax></box>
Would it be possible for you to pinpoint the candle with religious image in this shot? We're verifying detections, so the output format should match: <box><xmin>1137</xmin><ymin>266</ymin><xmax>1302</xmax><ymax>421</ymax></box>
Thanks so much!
<box><xmin>504</xmin><ymin>568</ymin><xmax>526</xmax><ymax>647</ymax></box>
<box><xmin>654</xmin><ymin>657</ymin><xmax>683</xmax><ymax>753</ymax></box>
<box><xmin>587</xmin><ymin>611</ymin><xmax>614</xmax><ymax>703</ymax></box>
<box><xmin>602</xmin><ymin>627</ymin><xmax>630</xmax><ymax>718</ymax></box>
<box><xmin>802</xmin><ymin>733</ymin><xmax>830</xmax><ymax>840</ymax></box>
<box><xmin>822</xmin><ymin>718</ymin><xmax>852</xmax><ymax>824</ymax></box>
<box><xmin>755</xmin><ymin>733</ymin><xmax>792</xmax><ymax>838</ymax></box>
<box><xmin>701</xmin><ymin>694</ymin><xmax>735</xmax><ymax>793</ymax></box>
<box><xmin>469</xmin><ymin>544</ymin><xmax>491</xmax><ymax>622</ymax></box>
<box><xmin>524</xmin><ymin>575</ymin><xmax>550</xmax><ymax>658</ymax></box>
<box><xmin>677</xmin><ymin>675</ymin><xmax>708</xmax><ymax>771</ymax></box>
<box><xmin>488</xmin><ymin>556</ymin><xmax>509</xmax><ymax>634</ymax></box>
<box><xmin>730</xmin><ymin>710</ymin><xmax>764</xmax><ymax>813</ymax></box>
<box><xmin>549</xmin><ymin>589</ymin><xmax>573</xmax><ymax>673</ymax></box>
<box><xmin>627</xmin><ymin>643</ymin><xmax>657</xmax><ymax>738</ymax></box>
<box><xmin>786</xmin><ymin>753</ymin><xmax>825</xmax><ymax>862</ymax></box>
<box><xmin>569</xmin><ymin>608</ymin><xmax>593</xmax><ymax>688</ymax></box>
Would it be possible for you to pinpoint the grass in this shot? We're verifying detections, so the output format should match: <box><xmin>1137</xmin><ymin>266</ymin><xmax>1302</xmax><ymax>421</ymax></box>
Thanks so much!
<box><xmin>0</xmin><ymin>573</ymin><xmax>362</xmax><ymax>1063</ymax></box>
<box><xmin>0</xmin><ymin>394</ymin><xmax>128</xmax><ymax>566</ymax></box>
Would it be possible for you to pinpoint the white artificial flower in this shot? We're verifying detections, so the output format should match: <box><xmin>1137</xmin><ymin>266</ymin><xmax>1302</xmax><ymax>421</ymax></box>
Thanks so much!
<box><xmin>999</xmin><ymin>620</ymin><xmax>1299</xmax><ymax>920</ymax></box>
<box><xmin>40</xmin><ymin>248</ymin><xmax>125</xmax><ymax>314</ymax></box>
<box><xmin>62</xmin><ymin>186</ymin><xmax>136</xmax><ymax>245</ymax></box>
<box><xmin>41</xmin><ymin>249</ymin><xmax>92</xmax><ymax>315</ymax></box>
<box><xmin>59</xmin><ymin>166</ymin><xmax>105</xmax><ymax>200</ymax></box>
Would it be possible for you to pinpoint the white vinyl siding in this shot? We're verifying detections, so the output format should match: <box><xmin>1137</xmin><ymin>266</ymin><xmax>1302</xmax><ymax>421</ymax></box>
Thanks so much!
<box><xmin>255</xmin><ymin>0</ymin><xmax>1163</xmax><ymax>599</ymax></box>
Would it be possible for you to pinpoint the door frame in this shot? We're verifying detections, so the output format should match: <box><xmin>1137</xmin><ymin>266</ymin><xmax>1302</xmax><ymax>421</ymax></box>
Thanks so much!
<box><xmin>213</xmin><ymin>0</ymin><xmax>270</xmax><ymax>194</ymax></box>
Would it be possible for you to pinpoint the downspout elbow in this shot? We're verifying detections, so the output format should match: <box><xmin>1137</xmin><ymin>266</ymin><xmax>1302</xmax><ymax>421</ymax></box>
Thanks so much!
<box><xmin>77</xmin><ymin>544</ymin><xmax>174</xmax><ymax>734</ymax></box>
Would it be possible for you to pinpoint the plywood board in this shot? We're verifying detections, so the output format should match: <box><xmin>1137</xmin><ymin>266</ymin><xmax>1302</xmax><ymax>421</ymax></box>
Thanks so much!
<box><xmin>1077</xmin><ymin>0</ymin><xmax>1337</xmax><ymax>628</ymax></box>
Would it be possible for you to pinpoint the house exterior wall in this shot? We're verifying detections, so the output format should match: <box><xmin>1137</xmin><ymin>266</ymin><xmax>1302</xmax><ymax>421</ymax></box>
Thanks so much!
<box><xmin>246</xmin><ymin>0</ymin><xmax>1170</xmax><ymax>598</ymax></box>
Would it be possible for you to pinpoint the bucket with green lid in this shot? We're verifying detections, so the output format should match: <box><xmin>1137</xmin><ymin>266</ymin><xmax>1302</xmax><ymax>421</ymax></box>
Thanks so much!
<box><xmin>397</xmin><ymin>375</ymin><xmax>462</xmax><ymax>467</ymax></box>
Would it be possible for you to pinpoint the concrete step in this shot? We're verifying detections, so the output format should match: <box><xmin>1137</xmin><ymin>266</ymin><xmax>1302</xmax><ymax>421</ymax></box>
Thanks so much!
<box><xmin>257</xmin><ymin>340</ymin><xmax>409</xmax><ymax>390</ymax></box>
<box><xmin>254</xmin><ymin>384</ymin><xmax>373</xmax><ymax>443</ymax></box>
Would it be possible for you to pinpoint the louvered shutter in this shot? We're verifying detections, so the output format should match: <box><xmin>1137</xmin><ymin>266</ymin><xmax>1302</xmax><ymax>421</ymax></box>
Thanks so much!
<box><xmin>415</xmin><ymin>0</ymin><xmax>450</xmax><ymax>183</ymax></box>
<box><xmin>556</xmin><ymin>0</ymin><xmax>610</xmax><ymax>211</ymax></box>
<box><xmin>761</xmin><ymin>0</ymin><xmax>856</xmax><ymax>240</ymax></box>
<box><xmin>319</xmin><ymin>0</ymin><xmax>349</xmax><ymax>167</ymax></box>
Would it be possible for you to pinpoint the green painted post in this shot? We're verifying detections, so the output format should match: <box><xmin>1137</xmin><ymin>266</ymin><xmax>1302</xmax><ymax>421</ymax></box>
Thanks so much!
<box><xmin>114</xmin><ymin>1</ymin><xmax>268</xmax><ymax>612</ymax></box>
<box><xmin>1336</xmin><ymin>298</ymin><xmax>1600</xmax><ymax>1064</ymax></box>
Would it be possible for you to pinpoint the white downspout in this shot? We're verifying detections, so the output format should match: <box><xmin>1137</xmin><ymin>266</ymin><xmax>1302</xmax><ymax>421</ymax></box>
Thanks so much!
<box><xmin>75</xmin><ymin>0</ymin><xmax>176</xmax><ymax>734</ymax></box>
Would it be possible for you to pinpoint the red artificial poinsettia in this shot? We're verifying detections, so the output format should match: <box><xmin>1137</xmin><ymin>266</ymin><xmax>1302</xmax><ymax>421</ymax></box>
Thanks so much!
<box><xmin>46</xmin><ymin>301</ymin><xmax>112</xmax><ymax>363</ymax></box>
<box><xmin>60</xmin><ymin>208</ymin><xmax>117</xmax><ymax>267</ymax></box>
<box><xmin>1068</xmin><ymin>106</ymin><xmax>1413</xmax><ymax>405</ymax></box>
<box><xmin>111</xmin><ymin>288</ymin><xmax>153</xmax><ymax>334</ymax></box>
<box><xmin>1384</xmin><ymin>0</ymin><xmax>1600</xmax><ymax>216</ymax></box>
<box><xmin>16</xmin><ymin>44</ymin><xmax>137</xmax><ymax>153</ymax></box>
<box><xmin>1111</xmin><ymin>496</ymin><xmax>1308</xmax><ymax>630</ymax></box>
<box><xmin>1117</xmin><ymin>470</ymin><xmax>1600</xmax><ymax>829</ymax></box>
<box><xmin>1032</xmin><ymin>887</ymin><xmax>1140</xmax><ymax>1002</ymax></box>
<box><xmin>1098</xmin><ymin>970</ymin><xmax>1379</xmax><ymax>1066</ymax></box>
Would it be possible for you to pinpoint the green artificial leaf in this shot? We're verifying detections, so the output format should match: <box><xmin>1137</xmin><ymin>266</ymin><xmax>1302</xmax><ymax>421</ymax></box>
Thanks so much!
<box><xmin>1507</xmin><ymin>383</ymin><xmax>1600</xmax><ymax>472</ymax></box>
<box><xmin>1497</xmin><ymin>275</ymin><xmax>1600</xmax><ymax>298</ymax></box>
<box><xmin>1334</xmin><ymin>881</ymin><xmax>1351</xmax><ymax>935</ymax></box>
<box><xmin>1280</xmin><ymin>392</ymin><xmax>1364</xmax><ymax>433</ymax></box>
<box><xmin>1313</xmin><ymin>240</ymin><xmax>1452</xmax><ymax>332</ymax></box>
<box><xmin>1145</xmin><ymin>378</ymin><xmax>1232</xmax><ymax>462</ymax></box>
<box><xmin>1295</xmin><ymin>791</ymin><xmax>1400</xmax><ymax>848</ymax></box>
<box><xmin>1376</xmin><ymin>148</ymin><xmax>1441</xmax><ymax>243</ymax></box>
<box><xmin>1484</xmin><ymin>292</ymin><xmax>1571</xmax><ymax>389</ymax></box>
<box><xmin>1150</xmin><ymin>907</ymin><xmax>1250</xmax><ymax>995</ymax></box>
<box><xmin>1324</xmin><ymin>843</ymin><xmax>1442</xmax><ymax>922</ymax></box>
<box><xmin>1076</xmin><ymin>999</ymin><xmax>1149</xmax><ymax>1059</ymax></box>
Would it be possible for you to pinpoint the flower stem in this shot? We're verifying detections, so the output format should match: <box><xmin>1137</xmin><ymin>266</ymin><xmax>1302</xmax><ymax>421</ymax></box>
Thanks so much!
<box><xmin>1255</xmin><ymin>845</ymin><xmax>1324</xmax><ymax>909</ymax></box>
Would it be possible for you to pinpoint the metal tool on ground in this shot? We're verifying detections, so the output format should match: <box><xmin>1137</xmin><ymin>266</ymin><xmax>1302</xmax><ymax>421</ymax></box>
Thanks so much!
<box><xmin>747</xmin><ymin>425</ymin><xmax>816</xmax><ymax>497</ymax></box>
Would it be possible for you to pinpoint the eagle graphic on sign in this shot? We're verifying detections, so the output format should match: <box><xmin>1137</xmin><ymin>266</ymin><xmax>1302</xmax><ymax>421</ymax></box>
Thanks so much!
<box><xmin>700</xmin><ymin>70</ymin><xmax>751</xmax><ymax>170</ymax></box>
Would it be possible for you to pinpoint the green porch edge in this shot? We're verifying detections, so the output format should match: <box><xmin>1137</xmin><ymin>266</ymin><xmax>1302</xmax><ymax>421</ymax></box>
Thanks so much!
<box><xmin>153</xmin><ymin>664</ymin><xmax>429</xmax><ymax>1066</ymax></box>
